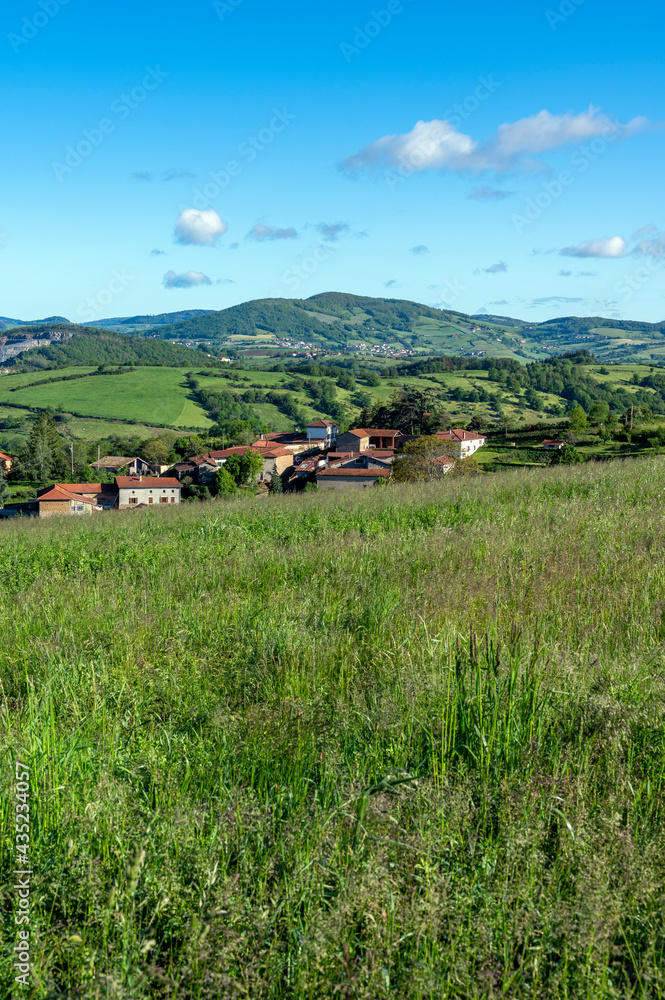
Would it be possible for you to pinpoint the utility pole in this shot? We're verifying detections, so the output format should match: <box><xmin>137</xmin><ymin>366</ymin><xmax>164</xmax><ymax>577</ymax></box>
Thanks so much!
<box><xmin>630</xmin><ymin>405</ymin><xmax>634</xmax><ymax>431</ymax></box>
<box><xmin>70</xmin><ymin>442</ymin><xmax>74</xmax><ymax>478</ymax></box>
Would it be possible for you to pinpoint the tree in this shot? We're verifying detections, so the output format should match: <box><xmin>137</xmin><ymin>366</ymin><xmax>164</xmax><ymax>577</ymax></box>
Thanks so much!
<box><xmin>143</xmin><ymin>438</ymin><xmax>173</xmax><ymax>467</ymax></box>
<box><xmin>225</xmin><ymin>448</ymin><xmax>264</xmax><ymax>485</ymax></box>
<box><xmin>269</xmin><ymin>469</ymin><xmax>284</xmax><ymax>493</ymax></box>
<box><xmin>212</xmin><ymin>466</ymin><xmax>239</xmax><ymax>496</ymax></box>
<box><xmin>393</xmin><ymin>436</ymin><xmax>458</xmax><ymax>483</ymax></box>
<box><xmin>0</xmin><ymin>467</ymin><xmax>10</xmax><ymax>507</ymax></box>
<box><xmin>588</xmin><ymin>402</ymin><xmax>609</xmax><ymax>426</ymax></box>
<box><xmin>18</xmin><ymin>412</ymin><xmax>63</xmax><ymax>483</ymax></box>
<box><xmin>364</xmin><ymin>371</ymin><xmax>381</xmax><ymax>387</ymax></box>
<box><xmin>568</xmin><ymin>405</ymin><xmax>587</xmax><ymax>434</ymax></box>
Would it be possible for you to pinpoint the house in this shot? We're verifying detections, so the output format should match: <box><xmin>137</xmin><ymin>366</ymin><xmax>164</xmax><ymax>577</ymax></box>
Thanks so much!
<box><xmin>306</xmin><ymin>420</ymin><xmax>339</xmax><ymax>448</ymax></box>
<box><xmin>328</xmin><ymin>453</ymin><xmax>393</xmax><ymax>471</ymax></box>
<box><xmin>0</xmin><ymin>450</ymin><xmax>16</xmax><ymax>474</ymax></box>
<box><xmin>435</xmin><ymin>429</ymin><xmax>486</xmax><ymax>457</ymax></box>
<box><xmin>335</xmin><ymin>428</ymin><xmax>402</xmax><ymax>452</ymax></box>
<box><xmin>288</xmin><ymin>456</ymin><xmax>326</xmax><ymax>490</ymax></box>
<box><xmin>542</xmin><ymin>439</ymin><xmax>565</xmax><ymax>451</ymax></box>
<box><xmin>35</xmin><ymin>483</ymin><xmax>117</xmax><ymax>518</ymax></box>
<box><xmin>115</xmin><ymin>476</ymin><xmax>181</xmax><ymax>508</ymax></box>
<box><xmin>252</xmin><ymin>432</ymin><xmax>312</xmax><ymax>456</ymax></box>
<box><xmin>316</xmin><ymin>467</ymin><xmax>391</xmax><ymax>490</ymax></box>
<box><xmin>90</xmin><ymin>456</ymin><xmax>154</xmax><ymax>475</ymax></box>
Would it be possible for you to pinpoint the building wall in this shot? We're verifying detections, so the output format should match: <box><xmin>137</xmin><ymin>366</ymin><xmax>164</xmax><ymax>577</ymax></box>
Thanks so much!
<box><xmin>38</xmin><ymin>500</ymin><xmax>92</xmax><ymax>518</ymax></box>
<box><xmin>118</xmin><ymin>486</ymin><xmax>180</xmax><ymax>508</ymax></box>
<box><xmin>336</xmin><ymin>433</ymin><xmax>369</xmax><ymax>452</ymax></box>
<box><xmin>316</xmin><ymin>475</ymin><xmax>381</xmax><ymax>490</ymax></box>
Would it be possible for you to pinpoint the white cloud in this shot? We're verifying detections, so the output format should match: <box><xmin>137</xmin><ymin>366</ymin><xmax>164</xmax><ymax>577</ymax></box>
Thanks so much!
<box><xmin>316</xmin><ymin>222</ymin><xmax>349</xmax><ymax>242</ymax></box>
<box><xmin>342</xmin><ymin>107</ymin><xmax>650</xmax><ymax>175</ymax></box>
<box><xmin>530</xmin><ymin>296</ymin><xmax>585</xmax><ymax>306</ymax></box>
<box><xmin>385</xmin><ymin>279</ymin><xmax>398</xmax><ymax>288</ymax></box>
<box><xmin>475</xmin><ymin>261</ymin><xmax>508</xmax><ymax>274</ymax></box>
<box><xmin>162</xmin><ymin>270</ymin><xmax>212</xmax><ymax>289</ymax></box>
<box><xmin>150</xmin><ymin>248</ymin><xmax>166</xmax><ymax>257</ymax></box>
<box><xmin>558</xmin><ymin>269</ymin><xmax>572</xmax><ymax>276</ymax></box>
<box><xmin>410</xmin><ymin>244</ymin><xmax>430</xmax><ymax>255</ymax></box>
<box><xmin>131</xmin><ymin>171</ymin><xmax>152</xmax><ymax>182</ymax></box>
<box><xmin>247</xmin><ymin>223</ymin><xmax>298</xmax><ymax>241</ymax></box>
<box><xmin>560</xmin><ymin>236</ymin><xmax>628</xmax><ymax>258</ymax></box>
<box><xmin>174</xmin><ymin>209</ymin><xmax>227</xmax><ymax>246</ymax></box>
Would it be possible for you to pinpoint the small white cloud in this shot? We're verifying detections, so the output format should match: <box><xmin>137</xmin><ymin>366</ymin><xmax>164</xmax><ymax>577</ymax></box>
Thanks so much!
<box><xmin>385</xmin><ymin>279</ymin><xmax>398</xmax><ymax>288</ymax></box>
<box><xmin>247</xmin><ymin>223</ymin><xmax>298</xmax><ymax>241</ymax></box>
<box><xmin>469</xmin><ymin>186</ymin><xmax>512</xmax><ymax>200</ymax></box>
<box><xmin>410</xmin><ymin>244</ymin><xmax>430</xmax><ymax>255</ymax></box>
<box><xmin>342</xmin><ymin>107</ymin><xmax>650</xmax><ymax>175</ymax></box>
<box><xmin>229</xmin><ymin>242</ymin><xmax>239</xmax><ymax>250</ymax></box>
<box><xmin>150</xmin><ymin>249</ymin><xmax>166</xmax><ymax>257</ymax></box>
<box><xmin>131</xmin><ymin>171</ymin><xmax>153</xmax><ymax>182</ymax></box>
<box><xmin>475</xmin><ymin>261</ymin><xmax>508</xmax><ymax>274</ymax></box>
<box><xmin>558</xmin><ymin>269</ymin><xmax>572</xmax><ymax>276</ymax></box>
<box><xmin>531</xmin><ymin>296</ymin><xmax>585</xmax><ymax>305</ymax></box>
<box><xmin>162</xmin><ymin>168</ymin><xmax>196</xmax><ymax>181</ymax></box>
<box><xmin>174</xmin><ymin>208</ymin><xmax>227</xmax><ymax>246</ymax></box>
<box><xmin>316</xmin><ymin>222</ymin><xmax>349</xmax><ymax>242</ymax></box>
<box><xmin>560</xmin><ymin>236</ymin><xmax>627</xmax><ymax>258</ymax></box>
<box><xmin>163</xmin><ymin>270</ymin><xmax>212</xmax><ymax>289</ymax></box>
<box><xmin>631</xmin><ymin>224</ymin><xmax>658</xmax><ymax>241</ymax></box>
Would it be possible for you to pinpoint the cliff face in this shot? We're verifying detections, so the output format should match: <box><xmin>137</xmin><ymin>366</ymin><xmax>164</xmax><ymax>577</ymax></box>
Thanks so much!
<box><xmin>0</xmin><ymin>328</ymin><xmax>75</xmax><ymax>364</ymax></box>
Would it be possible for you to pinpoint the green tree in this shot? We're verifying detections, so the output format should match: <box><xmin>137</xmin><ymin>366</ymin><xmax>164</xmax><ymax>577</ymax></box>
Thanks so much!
<box><xmin>0</xmin><ymin>467</ymin><xmax>10</xmax><ymax>506</ymax></box>
<box><xmin>588</xmin><ymin>402</ymin><xmax>610</xmax><ymax>426</ymax></box>
<box><xmin>568</xmin><ymin>405</ymin><xmax>587</xmax><ymax>434</ymax></box>
<box><xmin>393</xmin><ymin>436</ymin><xmax>457</xmax><ymax>482</ymax></box>
<box><xmin>212</xmin><ymin>466</ymin><xmax>239</xmax><ymax>496</ymax></box>
<box><xmin>269</xmin><ymin>469</ymin><xmax>284</xmax><ymax>493</ymax></box>
<box><xmin>225</xmin><ymin>449</ymin><xmax>264</xmax><ymax>485</ymax></box>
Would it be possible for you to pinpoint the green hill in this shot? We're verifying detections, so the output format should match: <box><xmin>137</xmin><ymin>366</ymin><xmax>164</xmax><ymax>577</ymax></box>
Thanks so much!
<box><xmin>6</xmin><ymin>325</ymin><xmax>200</xmax><ymax>370</ymax></box>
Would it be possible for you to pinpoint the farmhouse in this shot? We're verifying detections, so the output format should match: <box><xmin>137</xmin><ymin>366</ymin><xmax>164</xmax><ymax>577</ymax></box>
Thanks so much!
<box><xmin>36</xmin><ymin>483</ymin><xmax>118</xmax><ymax>518</ymax></box>
<box><xmin>316</xmin><ymin>467</ymin><xmax>391</xmax><ymax>490</ymax></box>
<box><xmin>542</xmin><ymin>439</ymin><xmax>564</xmax><ymax>451</ymax></box>
<box><xmin>90</xmin><ymin>456</ymin><xmax>154</xmax><ymax>475</ymax></box>
<box><xmin>306</xmin><ymin>420</ymin><xmax>339</xmax><ymax>448</ymax></box>
<box><xmin>335</xmin><ymin>428</ymin><xmax>402</xmax><ymax>452</ymax></box>
<box><xmin>116</xmin><ymin>476</ymin><xmax>181</xmax><ymax>508</ymax></box>
<box><xmin>0</xmin><ymin>449</ymin><xmax>15</xmax><ymax>473</ymax></box>
<box><xmin>435</xmin><ymin>429</ymin><xmax>486</xmax><ymax>457</ymax></box>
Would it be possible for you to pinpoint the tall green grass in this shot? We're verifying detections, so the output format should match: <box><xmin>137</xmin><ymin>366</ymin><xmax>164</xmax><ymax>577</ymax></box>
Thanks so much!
<box><xmin>2</xmin><ymin>460</ymin><xmax>665</xmax><ymax>997</ymax></box>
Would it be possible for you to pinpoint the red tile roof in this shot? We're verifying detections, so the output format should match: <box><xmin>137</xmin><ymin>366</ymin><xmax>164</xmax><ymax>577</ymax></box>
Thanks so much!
<box><xmin>436</xmin><ymin>429</ymin><xmax>486</xmax><ymax>443</ymax></box>
<box><xmin>307</xmin><ymin>419</ymin><xmax>338</xmax><ymax>428</ymax></box>
<box><xmin>38</xmin><ymin>486</ymin><xmax>95</xmax><ymax>503</ymax></box>
<box><xmin>317</xmin><ymin>468</ymin><xmax>391</xmax><ymax>478</ymax></box>
<box><xmin>347</xmin><ymin>428</ymin><xmax>401</xmax><ymax>437</ymax></box>
<box><xmin>0</xmin><ymin>450</ymin><xmax>15</xmax><ymax>461</ymax></box>
<box><xmin>115</xmin><ymin>477</ymin><xmax>181</xmax><ymax>489</ymax></box>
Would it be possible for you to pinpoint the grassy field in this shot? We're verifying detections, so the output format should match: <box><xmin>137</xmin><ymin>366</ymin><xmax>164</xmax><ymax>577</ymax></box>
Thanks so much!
<box><xmin>0</xmin><ymin>369</ymin><xmax>213</xmax><ymax>429</ymax></box>
<box><xmin>2</xmin><ymin>461</ymin><xmax>665</xmax><ymax>998</ymax></box>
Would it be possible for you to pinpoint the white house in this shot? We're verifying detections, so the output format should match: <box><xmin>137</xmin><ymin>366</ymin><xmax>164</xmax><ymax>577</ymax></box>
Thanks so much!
<box><xmin>435</xmin><ymin>429</ymin><xmax>486</xmax><ymax>457</ymax></box>
<box><xmin>306</xmin><ymin>420</ymin><xmax>339</xmax><ymax>448</ymax></box>
<box><xmin>115</xmin><ymin>476</ymin><xmax>181</xmax><ymax>508</ymax></box>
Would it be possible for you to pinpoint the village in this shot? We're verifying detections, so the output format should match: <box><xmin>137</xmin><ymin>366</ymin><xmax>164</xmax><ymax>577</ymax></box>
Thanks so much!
<box><xmin>0</xmin><ymin>422</ymin><xmax>494</xmax><ymax>518</ymax></box>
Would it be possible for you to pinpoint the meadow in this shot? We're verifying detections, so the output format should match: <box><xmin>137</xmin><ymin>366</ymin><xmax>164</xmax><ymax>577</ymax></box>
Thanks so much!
<box><xmin>1</xmin><ymin>459</ymin><xmax>665</xmax><ymax>998</ymax></box>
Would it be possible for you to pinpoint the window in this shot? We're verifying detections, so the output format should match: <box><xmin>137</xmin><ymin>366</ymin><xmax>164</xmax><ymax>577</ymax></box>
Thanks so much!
<box><xmin>170</xmin><ymin>496</ymin><xmax>175</xmax><ymax>503</ymax></box>
<box><xmin>159</xmin><ymin>496</ymin><xmax>168</xmax><ymax>503</ymax></box>
<box><xmin>129</xmin><ymin>497</ymin><xmax>138</xmax><ymax>505</ymax></box>
<box><xmin>148</xmin><ymin>497</ymin><xmax>153</xmax><ymax>504</ymax></box>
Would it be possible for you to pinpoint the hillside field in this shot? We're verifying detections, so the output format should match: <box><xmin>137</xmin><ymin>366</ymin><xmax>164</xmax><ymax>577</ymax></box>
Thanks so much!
<box><xmin>1</xmin><ymin>462</ymin><xmax>665</xmax><ymax>998</ymax></box>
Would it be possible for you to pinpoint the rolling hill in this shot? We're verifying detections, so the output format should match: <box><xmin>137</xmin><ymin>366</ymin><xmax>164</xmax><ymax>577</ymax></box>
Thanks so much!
<box><xmin>0</xmin><ymin>325</ymin><xmax>200</xmax><ymax>369</ymax></box>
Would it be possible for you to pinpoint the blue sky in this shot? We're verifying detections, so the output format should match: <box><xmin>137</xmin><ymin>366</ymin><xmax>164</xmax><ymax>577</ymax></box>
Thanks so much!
<box><xmin>1</xmin><ymin>0</ymin><xmax>663</xmax><ymax>323</ymax></box>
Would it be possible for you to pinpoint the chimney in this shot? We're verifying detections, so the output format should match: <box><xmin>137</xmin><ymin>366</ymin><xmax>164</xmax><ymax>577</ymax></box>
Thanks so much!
<box><xmin>139</xmin><ymin>475</ymin><xmax>142</xmax><ymax>482</ymax></box>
